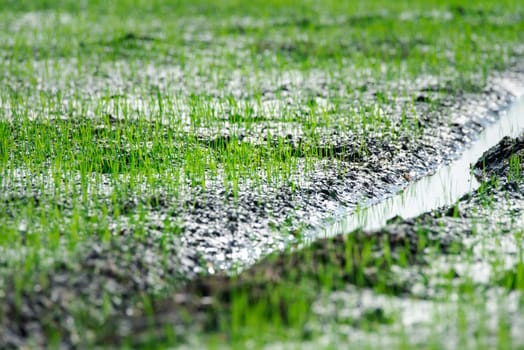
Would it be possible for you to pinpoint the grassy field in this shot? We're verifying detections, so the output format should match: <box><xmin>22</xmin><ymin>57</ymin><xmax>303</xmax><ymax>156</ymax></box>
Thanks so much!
<box><xmin>1</xmin><ymin>0</ymin><xmax>524</xmax><ymax>348</ymax></box>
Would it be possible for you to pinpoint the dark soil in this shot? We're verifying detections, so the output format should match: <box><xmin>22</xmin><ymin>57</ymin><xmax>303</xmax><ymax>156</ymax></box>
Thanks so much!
<box><xmin>97</xmin><ymin>133</ymin><xmax>524</xmax><ymax>347</ymax></box>
<box><xmin>474</xmin><ymin>134</ymin><xmax>524</xmax><ymax>179</ymax></box>
<box><xmin>2</xmin><ymin>64</ymin><xmax>524</xmax><ymax>348</ymax></box>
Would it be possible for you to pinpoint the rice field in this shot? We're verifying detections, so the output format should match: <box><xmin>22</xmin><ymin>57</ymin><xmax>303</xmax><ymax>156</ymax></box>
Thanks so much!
<box><xmin>1</xmin><ymin>0</ymin><xmax>524</xmax><ymax>348</ymax></box>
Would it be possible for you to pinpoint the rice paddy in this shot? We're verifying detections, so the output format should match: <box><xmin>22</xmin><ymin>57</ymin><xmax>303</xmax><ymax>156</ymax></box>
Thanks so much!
<box><xmin>1</xmin><ymin>0</ymin><xmax>524</xmax><ymax>348</ymax></box>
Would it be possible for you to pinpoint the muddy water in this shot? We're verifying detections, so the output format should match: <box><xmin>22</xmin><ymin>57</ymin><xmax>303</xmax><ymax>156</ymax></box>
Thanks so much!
<box><xmin>311</xmin><ymin>96</ymin><xmax>524</xmax><ymax>239</ymax></box>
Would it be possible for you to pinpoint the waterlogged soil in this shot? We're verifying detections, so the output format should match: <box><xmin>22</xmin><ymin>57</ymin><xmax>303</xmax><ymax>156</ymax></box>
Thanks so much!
<box><xmin>156</xmin><ymin>66</ymin><xmax>524</xmax><ymax>276</ymax></box>
<box><xmin>2</xmin><ymin>9</ymin><xmax>524</xmax><ymax>346</ymax></box>
<box><xmin>103</xmin><ymin>135</ymin><xmax>524</xmax><ymax>349</ymax></box>
<box><xmin>2</xmin><ymin>68</ymin><xmax>524</xmax><ymax>348</ymax></box>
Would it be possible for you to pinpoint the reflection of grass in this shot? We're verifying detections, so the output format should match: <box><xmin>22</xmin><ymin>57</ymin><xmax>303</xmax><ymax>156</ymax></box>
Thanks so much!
<box><xmin>1</xmin><ymin>0</ymin><xmax>524</xmax><ymax>347</ymax></box>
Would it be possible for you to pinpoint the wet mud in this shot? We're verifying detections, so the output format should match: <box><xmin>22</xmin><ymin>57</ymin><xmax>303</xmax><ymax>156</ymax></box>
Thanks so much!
<box><xmin>2</xmin><ymin>52</ymin><xmax>524</xmax><ymax>350</ymax></box>
<box><xmin>170</xmin><ymin>64</ymin><xmax>524</xmax><ymax>277</ymax></box>
<box><xmin>474</xmin><ymin>135</ymin><xmax>524</xmax><ymax>179</ymax></box>
<box><xmin>3</xmin><ymin>3</ymin><xmax>524</xmax><ymax>347</ymax></box>
<box><xmin>99</xmin><ymin>134</ymin><xmax>524</xmax><ymax>348</ymax></box>
<box><xmin>4</xmin><ymin>133</ymin><xmax>519</xmax><ymax>348</ymax></box>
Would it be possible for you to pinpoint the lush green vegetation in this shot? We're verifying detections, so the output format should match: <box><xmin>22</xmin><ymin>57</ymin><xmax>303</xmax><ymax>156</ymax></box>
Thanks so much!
<box><xmin>1</xmin><ymin>0</ymin><xmax>524</xmax><ymax>348</ymax></box>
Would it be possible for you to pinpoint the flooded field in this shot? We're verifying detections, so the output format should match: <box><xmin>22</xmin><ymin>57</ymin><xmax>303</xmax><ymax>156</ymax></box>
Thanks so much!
<box><xmin>1</xmin><ymin>0</ymin><xmax>524</xmax><ymax>348</ymax></box>
<box><xmin>314</xmin><ymin>95</ymin><xmax>524</xmax><ymax>239</ymax></box>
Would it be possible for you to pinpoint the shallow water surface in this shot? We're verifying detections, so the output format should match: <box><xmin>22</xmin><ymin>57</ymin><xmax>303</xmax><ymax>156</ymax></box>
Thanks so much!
<box><xmin>313</xmin><ymin>96</ymin><xmax>524</xmax><ymax>239</ymax></box>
